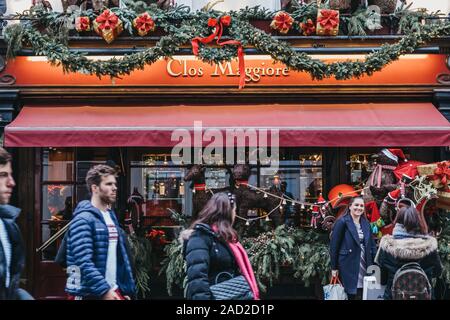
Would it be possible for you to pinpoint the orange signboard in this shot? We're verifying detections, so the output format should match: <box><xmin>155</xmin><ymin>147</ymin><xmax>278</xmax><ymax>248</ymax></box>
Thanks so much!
<box><xmin>3</xmin><ymin>54</ymin><xmax>448</xmax><ymax>86</ymax></box>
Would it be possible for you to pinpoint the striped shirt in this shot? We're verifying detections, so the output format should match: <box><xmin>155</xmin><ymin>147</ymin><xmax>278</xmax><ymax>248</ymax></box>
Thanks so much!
<box><xmin>101</xmin><ymin>210</ymin><xmax>118</xmax><ymax>290</ymax></box>
<box><xmin>0</xmin><ymin>218</ymin><xmax>11</xmax><ymax>288</ymax></box>
<box><xmin>354</xmin><ymin>222</ymin><xmax>366</xmax><ymax>289</ymax></box>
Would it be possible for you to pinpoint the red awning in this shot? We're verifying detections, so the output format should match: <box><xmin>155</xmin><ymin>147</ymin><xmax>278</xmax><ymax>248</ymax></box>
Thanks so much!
<box><xmin>4</xmin><ymin>103</ymin><xmax>450</xmax><ymax>147</ymax></box>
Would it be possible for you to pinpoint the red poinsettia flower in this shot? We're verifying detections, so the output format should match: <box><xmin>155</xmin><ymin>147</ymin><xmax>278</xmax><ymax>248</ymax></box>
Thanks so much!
<box><xmin>270</xmin><ymin>11</ymin><xmax>294</xmax><ymax>34</ymax></box>
<box><xmin>300</xmin><ymin>18</ymin><xmax>315</xmax><ymax>36</ymax></box>
<box><xmin>208</xmin><ymin>18</ymin><xmax>218</xmax><ymax>27</ymax></box>
<box><xmin>220</xmin><ymin>15</ymin><xmax>232</xmax><ymax>27</ymax></box>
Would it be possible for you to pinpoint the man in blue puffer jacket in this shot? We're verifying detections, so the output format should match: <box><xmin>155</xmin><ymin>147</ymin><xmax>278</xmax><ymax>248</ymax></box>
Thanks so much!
<box><xmin>65</xmin><ymin>164</ymin><xmax>135</xmax><ymax>300</ymax></box>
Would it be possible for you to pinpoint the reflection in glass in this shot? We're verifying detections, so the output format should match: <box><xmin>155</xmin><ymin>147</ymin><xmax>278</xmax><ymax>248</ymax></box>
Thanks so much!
<box><xmin>42</xmin><ymin>148</ymin><xmax>74</xmax><ymax>181</ymax></box>
<box><xmin>41</xmin><ymin>185</ymin><xmax>73</xmax><ymax>261</ymax></box>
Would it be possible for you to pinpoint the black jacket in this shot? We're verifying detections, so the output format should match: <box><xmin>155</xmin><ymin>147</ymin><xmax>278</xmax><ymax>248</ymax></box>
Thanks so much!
<box><xmin>181</xmin><ymin>223</ymin><xmax>239</xmax><ymax>300</ymax></box>
<box><xmin>376</xmin><ymin>235</ymin><xmax>443</xmax><ymax>300</ymax></box>
<box><xmin>0</xmin><ymin>205</ymin><xmax>26</xmax><ymax>300</ymax></box>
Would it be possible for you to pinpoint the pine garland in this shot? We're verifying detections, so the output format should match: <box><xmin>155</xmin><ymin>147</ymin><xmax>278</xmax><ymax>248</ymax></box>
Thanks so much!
<box><xmin>3</xmin><ymin>4</ymin><xmax>450</xmax><ymax>83</ymax></box>
<box><xmin>127</xmin><ymin>233</ymin><xmax>153</xmax><ymax>298</ymax></box>
<box><xmin>159</xmin><ymin>239</ymin><xmax>186</xmax><ymax>296</ymax></box>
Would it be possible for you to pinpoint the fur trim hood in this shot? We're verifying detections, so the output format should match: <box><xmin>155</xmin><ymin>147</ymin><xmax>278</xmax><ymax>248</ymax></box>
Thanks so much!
<box><xmin>379</xmin><ymin>235</ymin><xmax>438</xmax><ymax>260</ymax></box>
<box><xmin>178</xmin><ymin>223</ymin><xmax>216</xmax><ymax>243</ymax></box>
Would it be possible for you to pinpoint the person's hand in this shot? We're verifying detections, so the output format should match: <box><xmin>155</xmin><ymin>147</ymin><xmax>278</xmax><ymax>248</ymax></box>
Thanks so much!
<box><xmin>331</xmin><ymin>270</ymin><xmax>339</xmax><ymax>278</ymax></box>
<box><xmin>102</xmin><ymin>289</ymin><xmax>121</xmax><ymax>300</ymax></box>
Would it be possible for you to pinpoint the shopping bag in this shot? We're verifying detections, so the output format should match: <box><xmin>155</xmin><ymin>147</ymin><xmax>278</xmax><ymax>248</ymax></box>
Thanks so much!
<box><xmin>363</xmin><ymin>276</ymin><xmax>385</xmax><ymax>300</ymax></box>
<box><xmin>323</xmin><ymin>276</ymin><xmax>348</xmax><ymax>300</ymax></box>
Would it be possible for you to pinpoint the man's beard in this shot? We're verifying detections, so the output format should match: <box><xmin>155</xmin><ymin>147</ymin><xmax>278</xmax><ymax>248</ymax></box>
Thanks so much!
<box><xmin>99</xmin><ymin>191</ymin><xmax>116</xmax><ymax>205</ymax></box>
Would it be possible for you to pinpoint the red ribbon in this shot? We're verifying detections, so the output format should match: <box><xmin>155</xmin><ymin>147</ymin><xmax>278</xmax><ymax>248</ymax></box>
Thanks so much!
<box><xmin>194</xmin><ymin>183</ymin><xmax>206</xmax><ymax>191</ymax></box>
<box><xmin>318</xmin><ymin>9</ymin><xmax>339</xmax><ymax>32</ymax></box>
<box><xmin>235</xmin><ymin>180</ymin><xmax>249</xmax><ymax>186</ymax></box>
<box><xmin>191</xmin><ymin>16</ymin><xmax>246</xmax><ymax>89</ymax></box>
<box><xmin>76</xmin><ymin>17</ymin><xmax>90</xmax><ymax>31</ymax></box>
<box><xmin>432</xmin><ymin>161</ymin><xmax>450</xmax><ymax>190</ymax></box>
<box><xmin>135</xmin><ymin>13</ymin><xmax>155</xmax><ymax>32</ymax></box>
<box><xmin>300</xmin><ymin>19</ymin><xmax>315</xmax><ymax>36</ymax></box>
<box><xmin>95</xmin><ymin>10</ymin><xmax>119</xmax><ymax>31</ymax></box>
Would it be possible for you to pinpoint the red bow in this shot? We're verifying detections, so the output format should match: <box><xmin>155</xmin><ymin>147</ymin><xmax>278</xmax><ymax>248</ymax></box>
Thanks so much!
<box><xmin>318</xmin><ymin>9</ymin><xmax>339</xmax><ymax>32</ymax></box>
<box><xmin>432</xmin><ymin>161</ymin><xmax>450</xmax><ymax>190</ymax></box>
<box><xmin>191</xmin><ymin>16</ymin><xmax>246</xmax><ymax>89</ymax></box>
<box><xmin>95</xmin><ymin>10</ymin><xmax>119</xmax><ymax>31</ymax></box>
<box><xmin>135</xmin><ymin>12</ymin><xmax>155</xmax><ymax>32</ymax></box>
<box><xmin>300</xmin><ymin>19</ymin><xmax>315</xmax><ymax>36</ymax></box>
<box><xmin>75</xmin><ymin>17</ymin><xmax>90</xmax><ymax>32</ymax></box>
<box><xmin>270</xmin><ymin>11</ymin><xmax>293</xmax><ymax>34</ymax></box>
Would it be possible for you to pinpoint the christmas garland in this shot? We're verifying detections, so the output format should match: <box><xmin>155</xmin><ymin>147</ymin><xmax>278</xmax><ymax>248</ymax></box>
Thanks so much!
<box><xmin>3</xmin><ymin>4</ymin><xmax>450</xmax><ymax>84</ymax></box>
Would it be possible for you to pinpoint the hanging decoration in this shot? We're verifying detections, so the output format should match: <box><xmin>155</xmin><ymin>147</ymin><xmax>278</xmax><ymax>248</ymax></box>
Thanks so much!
<box><xmin>299</xmin><ymin>18</ymin><xmax>316</xmax><ymax>36</ymax></box>
<box><xmin>316</xmin><ymin>8</ymin><xmax>340</xmax><ymax>36</ymax></box>
<box><xmin>191</xmin><ymin>15</ymin><xmax>245</xmax><ymax>89</ymax></box>
<box><xmin>133</xmin><ymin>12</ymin><xmax>156</xmax><ymax>37</ymax></box>
<box><xmin>3</xmin><ymin>5</ymin><xmax>450</xmax><ymax>88</ymax></box>
<box><xmin>93</xmin><ymin>9</ymin><xmax>123</xmax><ymax>43</ymax></box>
<box><xmin>75</xmin><ymin>16</ymin><xmax>90</xmax><ymax>32</ymax></box>
<box><xmin>270</xmin><ymin>11</ymin><xmax>294</xmax><ymax>34</ymax></box>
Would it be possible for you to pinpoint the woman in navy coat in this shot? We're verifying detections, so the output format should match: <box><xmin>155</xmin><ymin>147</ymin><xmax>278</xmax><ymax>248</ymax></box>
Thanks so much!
<box><xmin>330</xmin><ymin>196</ymin><xmax>377</xmax><ymax>299</ymax></box>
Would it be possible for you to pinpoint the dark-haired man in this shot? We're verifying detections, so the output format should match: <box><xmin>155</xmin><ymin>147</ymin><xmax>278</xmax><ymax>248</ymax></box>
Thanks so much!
<box><xmin>0</xmin><ymin>147</ymin><xmax>33</xmax><ymax>300</ymax></box>
<box><xmin>65</xmin><ymin>164</ymin><xmax>135</xmax><ymax>300</ymax></box>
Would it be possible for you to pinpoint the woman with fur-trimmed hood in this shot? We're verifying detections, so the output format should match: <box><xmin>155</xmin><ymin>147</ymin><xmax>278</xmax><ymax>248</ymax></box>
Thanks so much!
<box><xmin>375</xmin><ymin>206</ymin><xmax>443</xmax><ymax>300</ymax></box>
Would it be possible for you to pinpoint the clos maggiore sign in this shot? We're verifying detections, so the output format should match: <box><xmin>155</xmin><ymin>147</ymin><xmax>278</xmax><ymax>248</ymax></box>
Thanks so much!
<box><xmin>4</xmin><ymin>55</ymin><xmax>447</xmax><ymax>86</ymax></box>
<box><xmin>166</xmin><ymin>58</ymin><xmax>290</xmax><ymax>83</ymax></box>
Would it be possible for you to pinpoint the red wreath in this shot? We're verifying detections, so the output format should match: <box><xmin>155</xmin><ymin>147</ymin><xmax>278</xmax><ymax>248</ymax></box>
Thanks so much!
<box><xmin>270</xmin><ymin>11</ymin><xmax>294</xmax><ymax>34</ymax></box>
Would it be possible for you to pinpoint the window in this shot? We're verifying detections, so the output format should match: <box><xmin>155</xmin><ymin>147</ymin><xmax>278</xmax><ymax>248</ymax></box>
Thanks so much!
<box><xmin>40</xmin><ymin>147</ymin><xmax>108</xmax><ymax>261</ymax></box>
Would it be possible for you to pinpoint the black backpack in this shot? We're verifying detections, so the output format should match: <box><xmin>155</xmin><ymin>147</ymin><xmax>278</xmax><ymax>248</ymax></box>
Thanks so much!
<box><xmin>391</xmin><ymin>262</ymin><xmax>432</xmax><ymax>300</ymax></box>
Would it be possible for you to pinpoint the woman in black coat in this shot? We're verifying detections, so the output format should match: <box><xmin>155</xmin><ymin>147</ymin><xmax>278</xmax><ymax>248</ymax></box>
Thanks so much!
<box><xmin>330</xmin><ymin>196</ymin><xmax>377</xmax><ymax>299</ymax></box>
<box><xmin>181</xmin><ymin>192</ymin><xmax>258</xmax><ymax>300</ymax></box>
<box><xmin>375</xmin><ymin>206</ymin><xmax>442</xmax><ymax>300</ymax></box>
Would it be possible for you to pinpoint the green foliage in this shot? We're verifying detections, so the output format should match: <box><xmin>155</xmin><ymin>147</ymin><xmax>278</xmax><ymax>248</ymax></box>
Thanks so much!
<box><xmin>127</xmin><ymin>233</ymin><xmax>153</xmax><ymax>298</ymax></box>
<box><xmin>437</xmin><ymin>213</ymin><xmax>450</xmax><ymax>285</ymax></box>
<box><xmin>291</xmin><ymin>229</ymin><xmax>331</xmax><ymax>286</ymax></box>
<box><xmin>245</xmin><ymin>226</ymin><xmax>296</xmax><ymax>292</ymax></box>
<box><xmin>159</xmin><ymin>239</ymin><xmax>186</xmax><ymax>296</ymax></box>
<box><xmin>4</xmin><ymin>5</ymin><xmax>450</xmax><ymax>84</ymax></box>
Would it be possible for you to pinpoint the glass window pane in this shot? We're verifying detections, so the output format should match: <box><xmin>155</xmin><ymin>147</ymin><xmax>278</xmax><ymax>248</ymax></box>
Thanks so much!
<box><xmin>42</xmin><ymin>148</ymin><xmax>74</xmax><ymax>181</ymax></box>
<box><xmin>259</xmin><ymin>167</ymin><xmax>323</xmax><ymax>203</ymax></box>
<box><xmin>205</xmin><ymin>167</ymin><xmax>230</xmax><ymax>189</ymax></box>
<box><xmin>299</xmin><ymin>153</ymin><xmax>322</xmax><ymax>166</ymax></box>
<box><xmin>299</xmin><ymin>168</ymin><xmax>323</xmax><ymax>202</ymax></box>
<box><xmin>348</xmin><ymin>153</ymin><xmax>372</xmax><ymax>189</ymax></box>
<box><xmin>130</xmin><ymin>166</ymin><xmax>187</xmax><ymax>225</ymax></box>
<box><xmin>42</xmin><ymin>185</ymin><xmax>73</xmax><ymax>221</ymax></box>
<box><xmin>76</xmin><ymin>161</ymin><xmax>106</xmax><ymax>183</ymax></box>
<box><xmin>41</xmin><ymin>185</ymin><xmax>73</xmax><ymax>261</ymax></box>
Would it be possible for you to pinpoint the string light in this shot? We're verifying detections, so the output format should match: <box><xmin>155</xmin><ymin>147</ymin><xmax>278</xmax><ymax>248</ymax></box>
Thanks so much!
<box><xmin>263</xmin><ymin>193</ymin><xmax>268</xmax><ymax>198</ymax></box>
<box><xmin>245</xmin><ymin>220</ymin><xmax>250</xmax><ymax>226</ymax></box>
<box><xmin>282</xmin><ymin>199</ymin><xmax>287</xmax><ymax>205</ymax></box>
<box><xmin>301</xmin><ymin>204</ymin><xmax>305</xmax><ymax>210</ymax></box>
